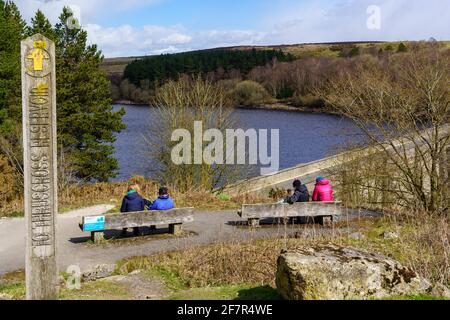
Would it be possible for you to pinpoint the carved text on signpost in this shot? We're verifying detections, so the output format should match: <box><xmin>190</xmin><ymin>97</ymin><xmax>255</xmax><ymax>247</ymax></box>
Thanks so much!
<box><xmin>22</xmin><ymin>34</ymin><xmax>58</xmax><ymax>299</ymax></box>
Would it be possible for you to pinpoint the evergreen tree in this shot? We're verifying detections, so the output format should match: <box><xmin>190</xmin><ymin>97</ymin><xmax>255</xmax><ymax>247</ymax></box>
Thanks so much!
<box><xmin>124</xmin><ymin>48</ymin><xmax>295</xmax><ymax>87</ymax></box>
<box><xmin>29</xmin><ymin>9</ymin><xmax>56</xmax><ymax>40</ymax></box>
<box><xmin>53</xmin><ymin>7</ymin><xmax>126</xmax><ymax>181</ymax></box>
<box><xmin>397</xmin><ymin>42</ymin><xmax>408</xmax><ymax>53</ymax></box>
<box><xmin>349</xmin><ymin>46</ymin><xmax>360</xmax><ymax>57</ymax></box>
<box><xmin>0</xmin><ymin>0</ymin><xmax>26</xmax><ymax>136</ymax></box>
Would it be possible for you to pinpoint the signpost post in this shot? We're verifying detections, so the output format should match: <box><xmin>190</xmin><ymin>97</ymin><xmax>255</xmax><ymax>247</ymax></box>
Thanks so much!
<box><xmin>21</xmin><ymin>34</ymin><xmax>58</xmax><ymax>300</ymax></box>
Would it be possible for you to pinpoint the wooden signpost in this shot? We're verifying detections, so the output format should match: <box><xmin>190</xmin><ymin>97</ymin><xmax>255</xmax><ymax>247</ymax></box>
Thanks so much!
<box><xmin>21</xmin><ymin>34</ymin><xmax>58</xmax><ymax>300</ymax></box>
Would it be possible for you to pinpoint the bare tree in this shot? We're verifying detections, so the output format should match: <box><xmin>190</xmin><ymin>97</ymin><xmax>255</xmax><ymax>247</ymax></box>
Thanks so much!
<box><xmin>318</xmin><ymin>46</ymin><xmax>450</xmax><ymax>214</ymax></box>
<box><xmin>144</xmin><ymin>75</ymin><xmax>245</xmax><ymax>192</ymax></box>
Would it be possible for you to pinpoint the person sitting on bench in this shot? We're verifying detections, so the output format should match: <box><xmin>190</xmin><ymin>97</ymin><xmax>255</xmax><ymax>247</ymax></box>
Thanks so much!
<box><xmin>312</xmin><ymin>176</ymin><xmax>334</xmax><ymax>202</ymax></box>
<box><xmin>150</xmin><ymin>187</ymin><xmax>175</xmax><ymax>211</ymax></box>
<box><xmin>120</xmin><ymin>184</ymin><xmax>152</xmax><ymax>236</ymax></box>
<box><xmin>287</xmin><ymin>179</ymin><xmax>310</xmax><ymax>204</ymax></box>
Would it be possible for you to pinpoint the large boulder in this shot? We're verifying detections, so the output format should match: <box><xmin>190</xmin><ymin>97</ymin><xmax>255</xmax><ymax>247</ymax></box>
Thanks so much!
<box><xmin>276</xmin><ymin>244</ymin><xmax>435</xmax><ymax>300</ymax></box>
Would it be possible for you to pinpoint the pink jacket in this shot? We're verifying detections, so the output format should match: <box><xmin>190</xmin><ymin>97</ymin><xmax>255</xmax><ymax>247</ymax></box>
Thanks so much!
<box><xmin>312</xmin><ymin>180</ymin><xmax>333</xmax><ymax>202</ymax></box>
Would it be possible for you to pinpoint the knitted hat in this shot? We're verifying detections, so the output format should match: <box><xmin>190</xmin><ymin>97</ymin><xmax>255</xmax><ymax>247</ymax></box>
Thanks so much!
<box><xmin>293</xmin><ymin>179</ymin><xmax>302</xmax><ymax>188</ymax></box>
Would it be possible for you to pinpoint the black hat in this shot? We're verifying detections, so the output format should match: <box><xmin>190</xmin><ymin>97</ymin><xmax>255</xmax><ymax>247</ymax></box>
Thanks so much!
<box><xmin>293</xmin><ymin>180</ymin><xmax>302</xmax><ymax>188</ymax></box>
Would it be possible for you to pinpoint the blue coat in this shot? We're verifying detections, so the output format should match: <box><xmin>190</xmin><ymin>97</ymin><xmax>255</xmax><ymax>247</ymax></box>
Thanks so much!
<box><xmin>120</xmin><ymin>191</ymin><xmax>148</xmax><ymax>212</ymax></box>
<box><xmin>150</xmin><ymin>195</ymin><xmax>174</xmax><ymax>211</ymax></box>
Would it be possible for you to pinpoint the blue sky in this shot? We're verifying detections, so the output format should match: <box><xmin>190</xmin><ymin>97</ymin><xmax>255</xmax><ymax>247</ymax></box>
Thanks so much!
<box><xmin>15</xmin><ymin>0</ymin><xmax>450</xmax><ymax>57</ymax></box>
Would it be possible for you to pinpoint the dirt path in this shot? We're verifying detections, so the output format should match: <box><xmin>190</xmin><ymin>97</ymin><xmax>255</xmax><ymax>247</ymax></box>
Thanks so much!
<box><xmin>0</xmin><ymin>205</ymin><xmax>380</xmax><ymax>276</ymax></box>
<box><xmin>103</xmin><ymin>271</ymin><xmax>168</xmax><ymax>300</ymax></box>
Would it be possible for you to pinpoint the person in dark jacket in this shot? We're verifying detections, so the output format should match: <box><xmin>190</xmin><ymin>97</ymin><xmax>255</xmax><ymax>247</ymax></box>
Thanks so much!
<box><xmin>287</xmin><ymin>179</ymin><xmax>310</xmax><ymax>204</ymax></box>
<box><xmin>120</xmin><ymin>184</ymin><xmax>152</xmax><ymax>236</ymax></box>
<box><xmin>150</xmin><ymin>187</ymin><xmax>175</xmax><ymax>211</ymax></box>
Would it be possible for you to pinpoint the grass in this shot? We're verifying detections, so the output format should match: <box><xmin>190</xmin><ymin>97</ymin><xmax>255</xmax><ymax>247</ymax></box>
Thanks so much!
<box><xmin>1</xmin><ymin>212</ymin><xmax>447</xmax><ymax>300</ymax></box>
<box><xmin>0</xmin><ymin>269</ymin><xmax>131</xmax><ymax>300</ymax></box>
<box><xmin>382</xmin><ymin>294</ymin><xmax>448</xmax><ymax>301</ymax></box>
<box><xmin>59</xmin><ymin>280</ymin><xmax>131</xmax><ymax>300</ymax></box>
<box><xmin>84</xmin><ymin>230</ymin><xmax>197</xmax><ymax>247</ymax></box>
<box><xmin>117</xmin><ymin>214</ymin><xmax>448</xmax><ymax>299</ymax></box>
<box><xmin>127</xmin><ymin>263</ymin><xmax>282</xmax><ymax>300</ymax></box>
<box><xmin>0</xmin><ymin>283</ymin><xmax>25</xmax><ymax>300</ymax></box>
<box><xmin>168</xmin><ymin>284</ymin><xmax>282</xmax><ymax>300</ymax></box>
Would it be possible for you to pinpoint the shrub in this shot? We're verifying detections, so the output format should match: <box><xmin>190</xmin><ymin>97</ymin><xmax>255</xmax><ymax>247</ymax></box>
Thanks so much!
<box><xmin>229</xmin><ymin>80</ymin><xmax>273</xmax><ymax>106</ymax></box>
<box><xmin>291</xmin><ymin>95</ymin><xmax>325</xmax><ymax>109</ymax></box>
<box><xmin>0</xmin><ymin>155</ymin><xmax>16</xmax><ymax>202</ymax></box>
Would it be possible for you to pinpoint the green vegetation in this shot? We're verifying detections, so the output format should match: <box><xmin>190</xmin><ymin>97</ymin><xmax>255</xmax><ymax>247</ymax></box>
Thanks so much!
<box><xmin>1</xmin><ymin>213</ymin><xmax>446</xmax><ymax>300</ymax></box>
<box><xmin>0</xmin><ymin>3</ymin><xmax>125</xmax><ymax>188</ymax></box>
<box><xmin>124</xmin><ymin>48</ymin><xmax>295</xmax><ymax>87</ymax></box>
<box><xmin>115</xmin><ymin>40</ymin><xmax>450</xmax><ymax>109</ymax></box>
<box><xmin>59</xmin><ymin>280</ymin><xmax>130</xmax><ymax>300</ymax></box>
<box><xmin>0</xmin><ymin>1</ymin><xmax>24</xmax><ymax>136</ymax></box>
<box><xmin>229</xmin><ymin>80</ymin><xmax>274</xmax><ymax>106</ymax></box>
<box><xmin>382</xmin><ymin>294</ymin><xmax>447</xmax><ymax>301</ymax></box>
<box><xmin>30</xmin><ymin>8</ymin><xmax>126</xmax><ymax>182</ymax></box>
<box><xmin>168</xmin><ymin>285</ymin><xmax>282</xmax><ymax>300</ymax></box>
<box><xmin>0</xmin><ymin>276</ymin><xmax>131</xmax><ymax>300</ymax></box>
<box><xmin>113</xmin><ymin>214</ymin><xmax>447</xmax><ymax>301</ymax></box>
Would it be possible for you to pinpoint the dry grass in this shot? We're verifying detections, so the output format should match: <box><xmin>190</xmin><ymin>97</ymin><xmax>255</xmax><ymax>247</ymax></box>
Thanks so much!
<box><xmin>0</xmin><ymin>175</ymin><xmax>272</xmax><ymax>218</ymax></box>
<box><xmin>118</xmin><ymin>213</ymin><xmax>449</xmax><ymax>289</ymax></box>
<box><xmin>118</xmin><ymin>239</ymin><xmax>284</xmax><ymax>287</ymax></box>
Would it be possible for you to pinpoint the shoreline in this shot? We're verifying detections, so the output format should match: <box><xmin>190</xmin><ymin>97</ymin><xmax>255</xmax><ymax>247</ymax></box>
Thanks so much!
<box><xmin>113</xmin><ymin>100</ymin><xmax>340</xmax><ymax>116</ymax></box>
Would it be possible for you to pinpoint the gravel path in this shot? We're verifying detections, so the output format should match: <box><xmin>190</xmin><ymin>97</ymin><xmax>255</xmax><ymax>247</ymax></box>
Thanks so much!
<box><xmin>0</xmin><ymin>205</ymin><xmax>380</xmax><ymax>275</ymax></box>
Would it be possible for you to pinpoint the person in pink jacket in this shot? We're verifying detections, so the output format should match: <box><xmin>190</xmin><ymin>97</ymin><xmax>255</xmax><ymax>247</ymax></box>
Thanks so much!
<box><xmin>312</xmin><ymin>176</ymin><xmax>333</xmax><ymax>202</ymax></box>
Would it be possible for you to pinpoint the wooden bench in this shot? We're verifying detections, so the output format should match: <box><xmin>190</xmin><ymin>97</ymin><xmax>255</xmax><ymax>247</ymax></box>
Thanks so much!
<box><xmin>79</xmin><ymin>208</ymin><xmax>194</xmax><ymax>243</ymax></box>
<box><xmin>237</xmin><ymin>202</ymin><xmax>343</xmax><ymax>227</ymax></box>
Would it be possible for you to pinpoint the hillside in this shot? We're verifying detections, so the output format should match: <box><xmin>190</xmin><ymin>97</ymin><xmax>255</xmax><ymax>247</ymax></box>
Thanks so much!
<box><xmin>100</xmin><ymin>41</ymin><xmax>387</xmax><ymax>79</ymax></box>
<box><xmin>103</xmin><ymin>40</ymin><xmax>450</xmax><ymax>106</ymax></box>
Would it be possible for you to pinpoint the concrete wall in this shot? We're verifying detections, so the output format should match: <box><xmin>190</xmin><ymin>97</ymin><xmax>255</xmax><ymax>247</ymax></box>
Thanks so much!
<box><xmin>222</xmin><ymin>125</ymin><xmax>450</xmax><ymax>196</ymax></box>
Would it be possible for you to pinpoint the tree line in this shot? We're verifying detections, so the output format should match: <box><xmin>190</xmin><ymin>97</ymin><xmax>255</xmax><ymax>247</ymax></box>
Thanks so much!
<box><xmin>123</xmin><ymin>48</ymin><xmax>295</xmax><ymax>88</ymax></box>
<box><xmin>0</xmin><ymin>1</ymin><xmax>125</xmax><ymax>206</ymax></box>
<box><xmin>115</xmin><ymin>42</ymin><xmax>412</xmax><ymax>105</ymax></box>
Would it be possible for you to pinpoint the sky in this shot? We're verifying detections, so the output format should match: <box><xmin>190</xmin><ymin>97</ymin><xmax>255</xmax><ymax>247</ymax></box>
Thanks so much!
<box><xmin>14</xmin><ymin>0</ymin><xmax>450</xmax><ymax>58</ymax></box>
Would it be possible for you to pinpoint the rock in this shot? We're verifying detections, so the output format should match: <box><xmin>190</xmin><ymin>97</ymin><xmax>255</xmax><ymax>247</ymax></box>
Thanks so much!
<box><xmin>82</xmin><ymin>264</ymin><xmax>116</xmax><ymax>282</ymax></box>
<box><xmin>130</xmin><ymin>269</ymin><xmax>142</xmax><ymax>275</ymax></box>
<box><xmin>382</xmin><ymin>231</ymin><xmax>399</xmax><ymax>239</ymax></box>
<box><xmin>349</xmin><ymin>232</ymin><xmax>365</xmax><ymax>240</ymax></box>
<box><xmin>276</xmin><ymin>244</ymin><xmax>433</xmax><ymax>300</ymax></box>
<box><xmin>431</xmin><ymin>283</ymin><xmax>450</xmax><ymax>299</ymax></box>
<box><xmin>103</xmin><ymin>275</ymin><xmax>127</xmax><ymax>282</ymax></box>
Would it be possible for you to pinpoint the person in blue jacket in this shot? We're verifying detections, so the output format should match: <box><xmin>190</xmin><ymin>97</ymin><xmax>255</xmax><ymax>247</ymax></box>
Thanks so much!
<box><xmin>120</xmin><ymin>184</ymin><xmax>152</xmax><ymax>236</ymax></box>
<box><xmin>150</xmin><ymin>187</ymin><xmax>175</xmax><ymax>211</ymax></box>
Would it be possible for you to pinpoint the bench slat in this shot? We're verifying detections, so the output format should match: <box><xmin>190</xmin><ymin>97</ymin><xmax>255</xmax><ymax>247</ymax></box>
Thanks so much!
<box><xmin>80</xmin><ymin>208</ymin><xmax>194</xmax><ymax>231</ymax></box>
<box><xmin>239</xmin><ymin>202</ymin><xmax>343</xmax><ymax>219</ymax></box>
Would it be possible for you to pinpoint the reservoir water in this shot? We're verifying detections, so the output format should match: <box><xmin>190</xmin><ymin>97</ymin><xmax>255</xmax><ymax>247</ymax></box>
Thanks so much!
<box><xmin>112</xmin><ymin>104</ymin><xmax>363</xmax><ymax>182</ymax></box>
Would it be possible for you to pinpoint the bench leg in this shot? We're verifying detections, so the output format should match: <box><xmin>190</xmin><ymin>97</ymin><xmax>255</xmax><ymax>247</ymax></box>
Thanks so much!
<box><xmin>317</xmin><ymin>216</ymin><xmax>333</xmax><ymax>227</ymax></box>
<box><xmin>91</xmin><ymin>231</ymin><xmax>104</xmax><ymax>244</ymax></box>
<box><xmin>169</xmin><ymin>223</ymin><xmax>182</xmax><ymax>235</ymax></box>
<box><xmin>248</xmin><ymin>218</ymin><xmax>260</xmax><ymax>227</ymax></box>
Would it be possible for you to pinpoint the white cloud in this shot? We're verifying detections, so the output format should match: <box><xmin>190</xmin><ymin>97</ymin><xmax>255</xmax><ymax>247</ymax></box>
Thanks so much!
<box><xmin>159</xmin><ymin>33</ymin><xmax>192</xmax><ymax>45</ymax></box>
<box><xmin>14</xmin><ymin>0</ymin><xmax>450</xmax><ymax>57</ymax></box>
<box><xmin>15</xmin><ymin>0</ymin><xmax>163</xmax><ymax>24</ymax></box>
<box><xmin>152</xmin><ymin>46</ymin><xmax>180</xmax><ymax>55</ymax></box>
<box><xmin>263</xmin><ymin>0</ymin><xmax>450</xmax><ymax>44</ymax></box>
<box><xmin>85</xmin><ymin>23</ymin><xmax>193</xmax><ymax>56</ymax></box>
<box><xmin>84</xmin><ymin>24</ymin><xmax>268</xmax><ymax>57</ymax></box>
